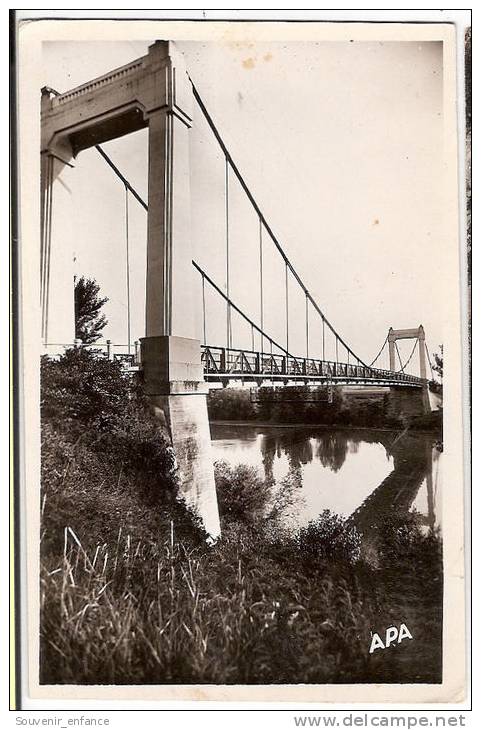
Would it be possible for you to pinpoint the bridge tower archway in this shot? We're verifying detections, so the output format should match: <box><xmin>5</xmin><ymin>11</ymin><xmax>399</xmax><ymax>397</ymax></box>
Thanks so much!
<box><xmin>387</xmin><ymin>325</ymin><xmax>427</xmax><ymax>380</ymax></box>
<box><xmin>387</xmin><ymin>325</ymin><xmax>430</xmax><ymax>412</ymax></box>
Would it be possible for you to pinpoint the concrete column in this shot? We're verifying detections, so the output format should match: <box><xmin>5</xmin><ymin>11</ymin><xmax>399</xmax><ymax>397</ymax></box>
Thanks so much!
<box><xmin>144</xmin><ymin>41</ymin><xmax>195</xmax><ymax>339</ymax></box>
<box><xmin>388</xmin><ymin>327</ymin><xmax>396</xmax><ymax>371</ymax></box>
<box><xmin>417</xmin><ymin>325</ymin><xmax>427</xmax><ymax>381</ymax></box>
<box><xmin>141</xmin><ymin>41</ymin><xmax>220</xmax><ymax>539</ymax></box>
<box><xmin>40</xmin><ymin>135</ymin><xmax>76</xmax><ymax>347</ymax></box>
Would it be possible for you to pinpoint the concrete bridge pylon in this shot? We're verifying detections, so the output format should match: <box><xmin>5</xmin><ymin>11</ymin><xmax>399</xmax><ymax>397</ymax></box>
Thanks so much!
<box><xmin>388</xmin><ymin>325</ymin><xmax>430</xmax><ymax>413</ymax></box>
<box><xmin>40</xmin><ymin>41</ymin><xmax>221</xmax><ymax>538</ymax></box>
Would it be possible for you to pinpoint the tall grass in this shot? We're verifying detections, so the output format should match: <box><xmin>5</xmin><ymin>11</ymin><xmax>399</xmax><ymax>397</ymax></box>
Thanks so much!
<box><xmin>41</xmin><ymin>511</ymin><xmax>442</xmax><ymax>685</ymax></box>
<box><xmin>40</xmin><ymin>523</ymin><xmax>363</xmax><ymax>684</ymax></box>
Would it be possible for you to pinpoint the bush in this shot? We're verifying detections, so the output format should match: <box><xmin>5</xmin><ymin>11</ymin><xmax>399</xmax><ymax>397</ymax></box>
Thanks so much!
<box><xmin>207</xmin><ymin>388</ymin><xmax>257</xmax><ymax>421</ymax></box>
<box><xmin>214</xmin><ymin>461</ymin><xmax>271</xmax><ymax>525</ymax></box>
<box><xmin>376</xmin><ymin>511</ymin><xmax>442</xmax><ymax>568</ymax></box>
<box><xmin>41</xmin><ymin>348</ymin><xmax>136</xmax><ymax>436</ymax></box>
<box><xmin>40</xmin><ymin>348</ymin><xmax>188</xmax><ymax>554</ymax></box>
<box><xmin>296</xmin><ymin>510</ymin><xmax>361</xmax><ymax>564</ymax></box>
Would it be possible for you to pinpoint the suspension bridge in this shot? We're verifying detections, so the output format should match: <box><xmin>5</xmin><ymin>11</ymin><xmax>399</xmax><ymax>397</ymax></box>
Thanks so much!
<box><xmin>40</xmin><ymin>41</ymin><xmax>439</xmax><ymax>537</ymax></box>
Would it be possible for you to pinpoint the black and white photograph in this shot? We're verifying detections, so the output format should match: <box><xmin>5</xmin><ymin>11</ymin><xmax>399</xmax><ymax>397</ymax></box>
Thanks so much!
<box><xmin>12</xmin><ymin>14</ymin><xmax>469</xmax><ymax>707</ymax></box>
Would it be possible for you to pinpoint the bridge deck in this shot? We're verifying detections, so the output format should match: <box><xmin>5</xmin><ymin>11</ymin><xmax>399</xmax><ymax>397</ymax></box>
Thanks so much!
<box><xmin>201</xmin><ymin>345</ymin><xmax>424</xmax><ymax>388</ymax></box>
<box><xmin>43</xmin><ymin>342</ymin><xmax>425</xmax><ymax>388</ymax></box>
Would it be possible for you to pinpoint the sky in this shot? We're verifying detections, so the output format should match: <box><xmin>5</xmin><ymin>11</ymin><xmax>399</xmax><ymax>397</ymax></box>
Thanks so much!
<box><xmin>42</xmin><ymin>39</ymin><xmax>444</xmax><ymax>374</ymax></box>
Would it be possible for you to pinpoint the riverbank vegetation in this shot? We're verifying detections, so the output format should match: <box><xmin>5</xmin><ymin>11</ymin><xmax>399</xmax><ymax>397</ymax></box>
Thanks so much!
<box><xmin>207</xmin><ymin>384</ymin><xmax>442</xmax><ymax>433</ymax></box>
<box><xmin>40</xmin><ymin>349</ymin><xmax>443</xmax><ymax>685</ymax></box>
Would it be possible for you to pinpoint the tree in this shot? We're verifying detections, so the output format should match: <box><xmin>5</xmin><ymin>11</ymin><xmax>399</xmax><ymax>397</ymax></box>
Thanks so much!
<box><xmin>74</xmin><ymin>276</ymin><xmax>108</xmax><ymax>344</ymax></box>
<box><xmin>432</xmin><ymin>345</ymin><xmax>443</xmax><ymax>382</ymax></box>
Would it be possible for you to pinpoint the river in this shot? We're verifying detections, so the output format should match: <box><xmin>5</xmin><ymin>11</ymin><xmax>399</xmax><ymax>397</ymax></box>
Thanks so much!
<box><xmin>210</xmin><ymin>423</ymin><xmax>442</xmax><ymax>533</ymax></box>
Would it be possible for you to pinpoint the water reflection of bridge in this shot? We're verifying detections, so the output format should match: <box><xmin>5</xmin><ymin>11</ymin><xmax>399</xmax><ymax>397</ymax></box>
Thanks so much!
<box><xmin>347</xmin><ymin>434</ymin><xmax>437</xmax><ymax>535</ymax></box>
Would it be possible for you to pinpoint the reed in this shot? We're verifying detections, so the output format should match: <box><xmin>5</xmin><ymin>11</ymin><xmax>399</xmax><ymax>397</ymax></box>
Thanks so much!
<box><xmin>40</xmin><ymin>510</ymin><xmax>442</xmax><ymax>685</ymax></box>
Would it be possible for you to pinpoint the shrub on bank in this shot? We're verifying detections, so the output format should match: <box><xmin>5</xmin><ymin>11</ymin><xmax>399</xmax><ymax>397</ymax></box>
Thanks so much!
<box><xmin>296</xmin><ymin>510</ymin><xmax>362</xmax><ymax>564</ymax></box>
<box><xmin>214</xmin><ymin>460</ymin><xmax>269</xmax><ymax>524</ymax></box>
<box><xmin>40</xmin><ymin>348</ymin><xmax>198</xmax><ymax>554</ymax></box>
<box><xmin>41</xmin><ymin>348</ymin><xmax>133</xmax><ymax>436</ymax></box>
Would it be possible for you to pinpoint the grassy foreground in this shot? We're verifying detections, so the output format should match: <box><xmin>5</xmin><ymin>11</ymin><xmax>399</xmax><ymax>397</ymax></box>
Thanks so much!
<box><xmin>40</xmin><ymin>349</ymin><xmax>443</xmax><ymax>685</ymax></box>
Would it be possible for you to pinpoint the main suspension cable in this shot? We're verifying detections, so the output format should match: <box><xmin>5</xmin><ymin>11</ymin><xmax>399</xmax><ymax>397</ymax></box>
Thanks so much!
<box><xmin>394</xmin><ymin>341</ymin><xmax>405</xmax><ymax>373</ymax></box>
<box><xmin>369</xmin><ymin>334</ymin><xmax>388</xmax><ymax>367</ymax></box>
<box><xmin>48</xmin><ymin>82</ymin><xmax>369</xmax><ymax>368</ymax></box>
<box><xmin>95</xmin><ymin>145</ymin><xmax>148</xmax><ymax>212</ymax></box>
<box><xmin>189</xmin><ymin>78</ymin><xmax>368</xmax><ymax>368</ymax></box>
<box><xmin>193</xmin><ymin>260</ymin><xmax>292</xmax><ymax>358</ymax></box>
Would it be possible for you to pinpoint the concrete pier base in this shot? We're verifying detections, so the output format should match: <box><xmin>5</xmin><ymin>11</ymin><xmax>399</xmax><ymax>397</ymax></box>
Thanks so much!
<box><xmin>141</xmin><ymin>335</ymin><xmax>221</xmax><ymax>540</ymax></box>
<box><xmin>387</xmin><ymin>386</ymin><xmax>428</xmax><ymax>423</ymax></box>
<box><xmin>150</xmin><ymin>392</ymin><xmax>220</xmax><ymax>539</ymax></box>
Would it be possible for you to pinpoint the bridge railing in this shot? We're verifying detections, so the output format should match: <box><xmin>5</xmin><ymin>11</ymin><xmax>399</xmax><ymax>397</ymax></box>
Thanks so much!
<box><xmin>201</xmin><ymin>345</ymin><xmax>423</xmax><ymax>385</ymax></box>
<box><xmin>42</xmin><ymin>340</ymin><xmax>140</xmax><ymax>368</ymax></box>
<box><xmin>42</xmin><ymin>341</ymin><xmax>422</xmax><ymax>386</ymax></box>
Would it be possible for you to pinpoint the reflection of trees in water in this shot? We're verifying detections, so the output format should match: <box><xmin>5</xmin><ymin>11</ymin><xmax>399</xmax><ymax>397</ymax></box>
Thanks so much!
<box><xmin>287</xmin><ymin>460</ymin><xmax>303</xmax><ymax>491</ymax></box>
<box><xmin>260</xmin><ymin>434</ymin><xmax>276</xmax><ymax>485</ymax></box>
<box><xmin>293</xmin><ymin>438</ymin><xmax>314</xmax><ymax>467</ymax></box>
<box><xmin>259</xmin><ymin>428</ymin><xmax>391</xmax><ymax>478</ymax></box>
<box><xmin>314</xmin><ymin>434</ymin><xmax>349</xmax><ymax>473</ymax></box>
<box><xmin>260</xmin><ymin>429</ymin><xmax>350</xmax><ymax>476</ymax></box>
<box><xmin>259</xmin><ymin>433</ymin><xmax>307</xmax><ymax>489</ymax></box>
